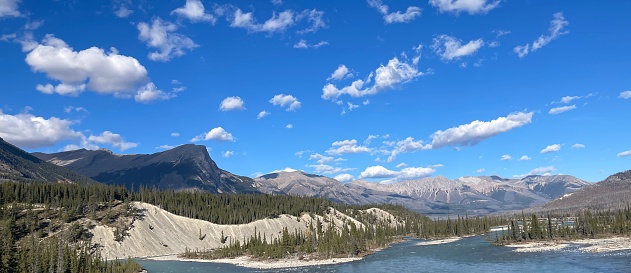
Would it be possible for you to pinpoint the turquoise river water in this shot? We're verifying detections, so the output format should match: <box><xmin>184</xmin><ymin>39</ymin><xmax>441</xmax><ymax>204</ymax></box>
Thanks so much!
<box><xmin>137</xmin><ymin>236</ymin><xmax>631</xmax><ymax>273</ymax></box>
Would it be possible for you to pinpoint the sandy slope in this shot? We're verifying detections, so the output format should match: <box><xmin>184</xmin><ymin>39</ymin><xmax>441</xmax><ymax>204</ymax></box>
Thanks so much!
<box><xmin>90</xmin><ymin>202</ymin><xmax>396</xmax><ymax>260</ymax></box>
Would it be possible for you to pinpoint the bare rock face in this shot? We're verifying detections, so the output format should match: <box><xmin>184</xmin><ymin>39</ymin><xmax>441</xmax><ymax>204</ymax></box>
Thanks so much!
<box><xmin>0</xmin><ymin>137</ymin><xmax>96</xmax><ymax>184</ymax></box>
<box><xmin>33</xmin><ymin>144</ymin><xmax>257</xmax><ymax>193</ymax></box>
<box><xmin>255</xmin><ymin>171</ymin><xmax>591</xmax><ymax>216</ymax></box>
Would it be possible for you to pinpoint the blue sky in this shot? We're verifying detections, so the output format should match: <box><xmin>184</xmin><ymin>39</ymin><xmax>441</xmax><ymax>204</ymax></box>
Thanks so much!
<box><xmin>1</xmin><ymin>0</ymin><xmax>630</xmax><ymax>183</ymax></box>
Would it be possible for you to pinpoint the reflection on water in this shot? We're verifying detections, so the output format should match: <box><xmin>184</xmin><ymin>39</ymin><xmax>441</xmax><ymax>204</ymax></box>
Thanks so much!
<box><xmin>138</xmin><ymin>236</ymin><xmax>631</xmax><ymax>273</ymax></box>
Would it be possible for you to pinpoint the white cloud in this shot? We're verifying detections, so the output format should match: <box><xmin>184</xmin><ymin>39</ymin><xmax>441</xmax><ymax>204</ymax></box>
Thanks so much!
<box><xmin>172</xmin><ymin>0</ymin><xmax>216</xmax><ymax>23</ymax></box>
<box><xmin>359</xmin><ymin>165</ymin><xmax>436</xmax><ymax>182</ymax></box>
<box><xmin>293</xmin><ymin>39</ymin><xmax>328</xmax><ymax>49</ymax></box>
<box><xmin>25</xmin><ymin>35</ymin><xmax>157</xmax><ymax>101</ymax></box>
<box><xmin>540</xmin><ymin>144</ymin><xmax>561</xmax><ymax>154</ymax></box>
<box><xmin>514</xmin><ymin>12</ymin><xmax>569</xmax><ymax>58</ymax></box>
<box><xmin>519</xmin><ymin>155</ymin><xmax>531</xmax><ymax>161</ymax></box>
<box><xmin>296</xmin><ymin>9</ymin><xmax>326</xmax><ymax>34</ymax></box>
<box><xmin>347</xmin><ymin>102</ymin><xmax>359</xmax><ymax>112</ymax></box>
<box><xmin>560</xmin><ymin>96</ymin><xmax>579</xmax><ymax>104</ymax></box>
<box><xmin>192</xmin><ymin>127</ymin><xmax>234</xmax><ymax>142</ymax></box>
<box><xmin>64</xmin><ymin>106</ymin><xmax>87</xmax><ymax>113</ymax></box>
<box><xmin>548</xmin><ymin>105</ymin><xmax>576</xmax><ymax>115</ymax></box>
<box><xmin>500</xmin><ymin>154</ymin><xmax>512</xmax><ymax>161</ymax></box>
<box><xmin>476</xmin><ymin>168</ymin><xmax>485</xmax><ymax>173</ymax></box>
<box><xmin>359</xmin><ymin>165</ymin><xmax>399</xmax><ymax>179</ymax></box>
<box><xmin>618</xmin><ymin>150</ymin><xmax>631</xmax><ymax>158</ymax></box>
<box><xmin>514</xmin><ymin>166</ymin><xmax>556</xmax><ymax>178</ymax></box>
<box><xmin>0</xmin><ymin>0</ymin><xmax>21</xmax><ymax>17</ymax></box>
<box><xmin>309</xmin><ymin>164</ymin><xmax>353</xmax><ymax>174</ymax></box>
<box><xmin>257</xmin><ymin>110</ymin><xmax>270</xmax><ymax>119</ymax></box>
<box><xmin>571</xmin><ymin>143</ymin><xmax>585</xmax><ymax>150</ymax></box>
<box><xmin>367</xmin><ymin>0</ymin><xmax>421</xmax><ymax>24</ymax></box>
<box><xmin>429</xmin><ymin>0</ymin><xmax>499</xmax><ymax>14</ymax></box>
<box><xmin>430</xmin><ymin>111</ymin><xmax>533</xmax><ymax>149</ymax></box>
<box><xmin>322</xmin><ymin>54</ymin><xmax>427</xmax><ymax>100</ymax></box>
<box><xmin>156</xmin><ymin>144</ymin><xmax>175</xmax><ymax>150</ymax></box>
<box><xmin>114</xmin><ymin>6</ymin><xmax>133</xmax><ymax>18</ymax></box>
<box><xmin>334</xmin><ymin>173</ymin><xmax>354</xmax><ymax>182</ymax></box>
<box><xmin>87</xmin><ymin>131</ymin><xmax>138</xmax><ymax>151</ymax></box>
<box><xmin>230</xmin><ymin>9</ymin><xmax>295</xmax><ymax>33</ymax></box>
<box><xmin>219</xmin><ymin>96</ymin><xmax>245</xmax><ymax>111</ymax></box>
<box><xmin>326</xmin><ymin>139</ymin><xmax>372</xmax><ymax>155</ymax></box>
<box><xmin>271</xmin><ymin>167</ymin><xmax>299</xmax><ymax>173</ymax></box>
<box><xmin>0</xmin><ymin>110</ymin><xmax>82</xmax><ymax>148</ymax></box>
<box><xmin>432</xmin><ymin>34</ymin><xmax>484</xmax><ymax>61</ymax></box>
<box><xmin>294</xmin><ymin>150</ymin><xmax>309</xmax><ymax>158</ymax></box>
<box><xmin>387</xmin><ymin>137</ymin><xmax>431</xmax><ymax>162</ymax></box>
<box><xmin>222</xmin><ymin>150</ymin><xmax>235</xmax><ymax>158</ymax></box>
<box><xmin>619</xmin><ymin>91</ymin><xmax>631</xmax><ymax>99</ymax></box>
<box><xmin>396</xmin><ymin>162</ymin><xmax>407</xmax><ymax>168</ymax></box>
<box><xmin>171</xmin><ymin>132</ymin><xmax>180</xmax><ymax>137</ymax></box>
<box><xmin>285</xmin><ymin>124</ymin><xmax>293</xmax><ymax>129</ymax></box>
<box><xmin>271</xmin><ymin>0</ymin><xmax>283</xmax><ymax>5</ymax></box>
<box><xmin>309</xmin><ymin>153</ymin><xmax>334</xmax><ymax>164</ymax></box>
<box><xmin>137</xmin><ymin>18</ymin><xmax>198</xmax><ymax>62</ymax></box>
<box><xmin>134</xmin><ymin>82</ymin><xmax>177</xmax><ymax>103</ymax></box>
<box><xmin>363</xmin><ymin>99</ymin><xmax>370</xmax><ymax>105</ymax></box>
<box><xmin>327</xmin><ymin>65</ymin><xmax>351</xmax><ymax>81</ymax></box>
<box><xmin>269</xmin><ymin>94</ymin><xmax>301</xmax><ymax>111</ymax></box>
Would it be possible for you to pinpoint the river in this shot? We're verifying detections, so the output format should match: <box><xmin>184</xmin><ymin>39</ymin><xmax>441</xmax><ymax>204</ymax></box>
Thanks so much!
<box><xmin>137</xmin><ymin>236</ymin><xmax>631</xmax><ymax>272</ymax></box>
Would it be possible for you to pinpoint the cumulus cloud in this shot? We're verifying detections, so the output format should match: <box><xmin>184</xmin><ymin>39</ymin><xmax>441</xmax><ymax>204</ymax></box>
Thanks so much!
<box><xmin>334</xmin><ymin>173</ymin><xmax>354</xmax><ymax>182</ymax></box>
<box><xmin>137</xmin><ymin>18</ymin><xmax>198</xmax><ymax>62</ymax></box>
<box><xmin>476</xmin><ymin>168</ymin><xmax>485</xmax><ymax>173</ymax></box>
<box><xmin>296</xmin><ymin>9</ymin><xmax>326</xmax><ymax>33</ymax></box>
<box><xmin>293</xmin><ymin>39</ymin><xmax>328</xmax><ymax>49</ymax></box>
<box><xmin>618</xmin><ymin>150</ymin><xmax>631</xmax><ymax>158</ymax></box>
<box><xmin>0</xmin><ymin>110</ymin><xmax>82</xmax><ymax>148</ymax></box>
<box><xmin>285</xmin><ymin>124</ymin><xmax>293</xmax><ymax>129</ymax></box>
<box><xmin>571</xmin><ymin>143</ymin><xmax>585</xmax><ymax>150</ymax></box>
<box><xmin>326</xmin><ymin>139</ymin><xmax>372</xmax><ymax>155</ymax></box>
<box><xmin>222</xmin><ymin>150</ymin><xmax>235</xmax><ymax>158</ymax></box>
<box><xmin>134</xmin><ymin>82</ymin><xmax>178</xmax><ymax>103</ymax></box>
<box><xmin>367</xmin><ymin>0</ymin><xmax>421</xmax><ymax>24</ymax></box>
<box><xmin>500</xmin><ymin>154</ymin><xmax>512</xmax><ymax>161</ymax></box>
<box><xmin>114</xmin><ymin>6</ymin><xmax>133</xmax><ymax>18</ymax></box>
<box><xmin>88</xmin><ymin>131</ymin><xmax>138</xmax><ymax>151</ymax></box>
<box><xmin>327</xmin><ymin>65</ymin><xmax>351</xmax><ymax>81</ymax></box>
<box><xmin>540</xmin><ymin>144</ymin><xmax>561</xmax><ymax>153</ymax></box>
<box><xmin>0</xmin><ymin>0</ymin><xmax>21</xmax><ymax>17</ymax></box>
<box><xmin>432</xmin><ymin>35</ymin><xmax>484</xmax><ymax>61</ymax></box>
<box><xmin>271</xmin><ymin>167</ymin><xmax>299</xmax><ymax>173</ymax></box>
<box><xmin>219</xmin><ymin>96</ymin><xmax>245</xmax><ymax>111</ymax></box>
<box><xmin>191</xmin><ymin>127</ymin><xmax>234</xmax><ymax>142</ymax></box>
<box><xmin>620</xmin><ymin>91</ymin><xmax>631</xmax><ymax>99</ymax></box>
<box><xmin>64</xmin><ymin>106</ymin><xmax>87</xmax><ymax>113</ymax></box>
<box><xmin>24</xmin><ymin>35</ymin><xmax>160</xmax><ymax>101</ymax></box>
<box><xmin>514</xmin><ymin>166</ymin><xmax>556</xmax><ymax>178</ymax></box>
<box><xmin>429</xmin><ymin>0</ymin><xmax>499</xmax><ymax>14</ymax></box>
<box><xmin>269</xmin><ymin>94</ymin><xmax>301</xmax><ymax>111</ymax></box>
<box><xmin>430</xmin><ymin>111</ymin><xmax>533</xmax><ymax>149</ymax></box>
<box><xmin>172</xmin><ymin>0</ymin><xmax>216</xmax><ymax>23</ymax></box>
<box><xmin>322</xmin><ymin>54</ymin><xmax>427</xmax><ymax>100</ymax></box>
<box><xmin>359</xmin><ymin>165</ymin><xmax>436</xmax><ymax>182</ymax></box>
<box><xmin>548</xmin><ymin>105</ymin><xmax>576</xmax><ymax>115</ymax></box>
<box><xmin>387</xmin><ymin>137</ymin><xmax>431</xmax><ymax>162</ymax></box>
<box><xmin>308</xmin><ymin>153</ymin><xmax>345</xmax><ymax>164</ymax></box>
<box><xmin>514</xmin><ymin>12</ymin><xmax>569</xmax><ymax>58</ymax></box>
<box><xmin>257</xmin><ymin>110</ymin><xmax>270</xmax><ymax>119</ymax></box>
<box><xmin>230</xmin><ymin>9</ymin><xmax>295</xmax><ymax>33</ymax></box>
<box><xmin>309</xmin><ymin>164</ymin><xmax>353</xmax><ymax>174</ymax></box>
<box><xmin>519</xmin><ymin>155</ymin><xmax>531</xmax><ymax>161</ymax></box>
<box><xmin>171</xmin><ymin>132</ymin><xmax>180</xmax><ymax>137</ymax></box>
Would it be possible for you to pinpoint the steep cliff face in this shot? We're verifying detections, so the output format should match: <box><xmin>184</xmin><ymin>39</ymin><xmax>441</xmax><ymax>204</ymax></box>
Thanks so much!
<box><xmin>0</xmin><ymin>137</ymin><xmax>96</xmax><ymax>184</ymax></box>
<box><xmin>33</xmin><ymin>144</ymin><xmax>257</xmax><ymax>193</ymax></box>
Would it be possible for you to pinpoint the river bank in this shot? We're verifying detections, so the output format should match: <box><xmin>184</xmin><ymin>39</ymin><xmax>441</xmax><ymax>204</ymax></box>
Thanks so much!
<box><xmin>505</xmin><ymin>236</ymin><xmax>631</xmax><ymax>253</ymax></box>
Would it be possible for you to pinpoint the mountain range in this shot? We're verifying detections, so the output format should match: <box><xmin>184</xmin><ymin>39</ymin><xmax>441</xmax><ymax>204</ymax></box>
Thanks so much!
<box><xmin>0</xmin><ymin>139</ymin><xmax>624</xmax><ymax>215</ymax></box>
